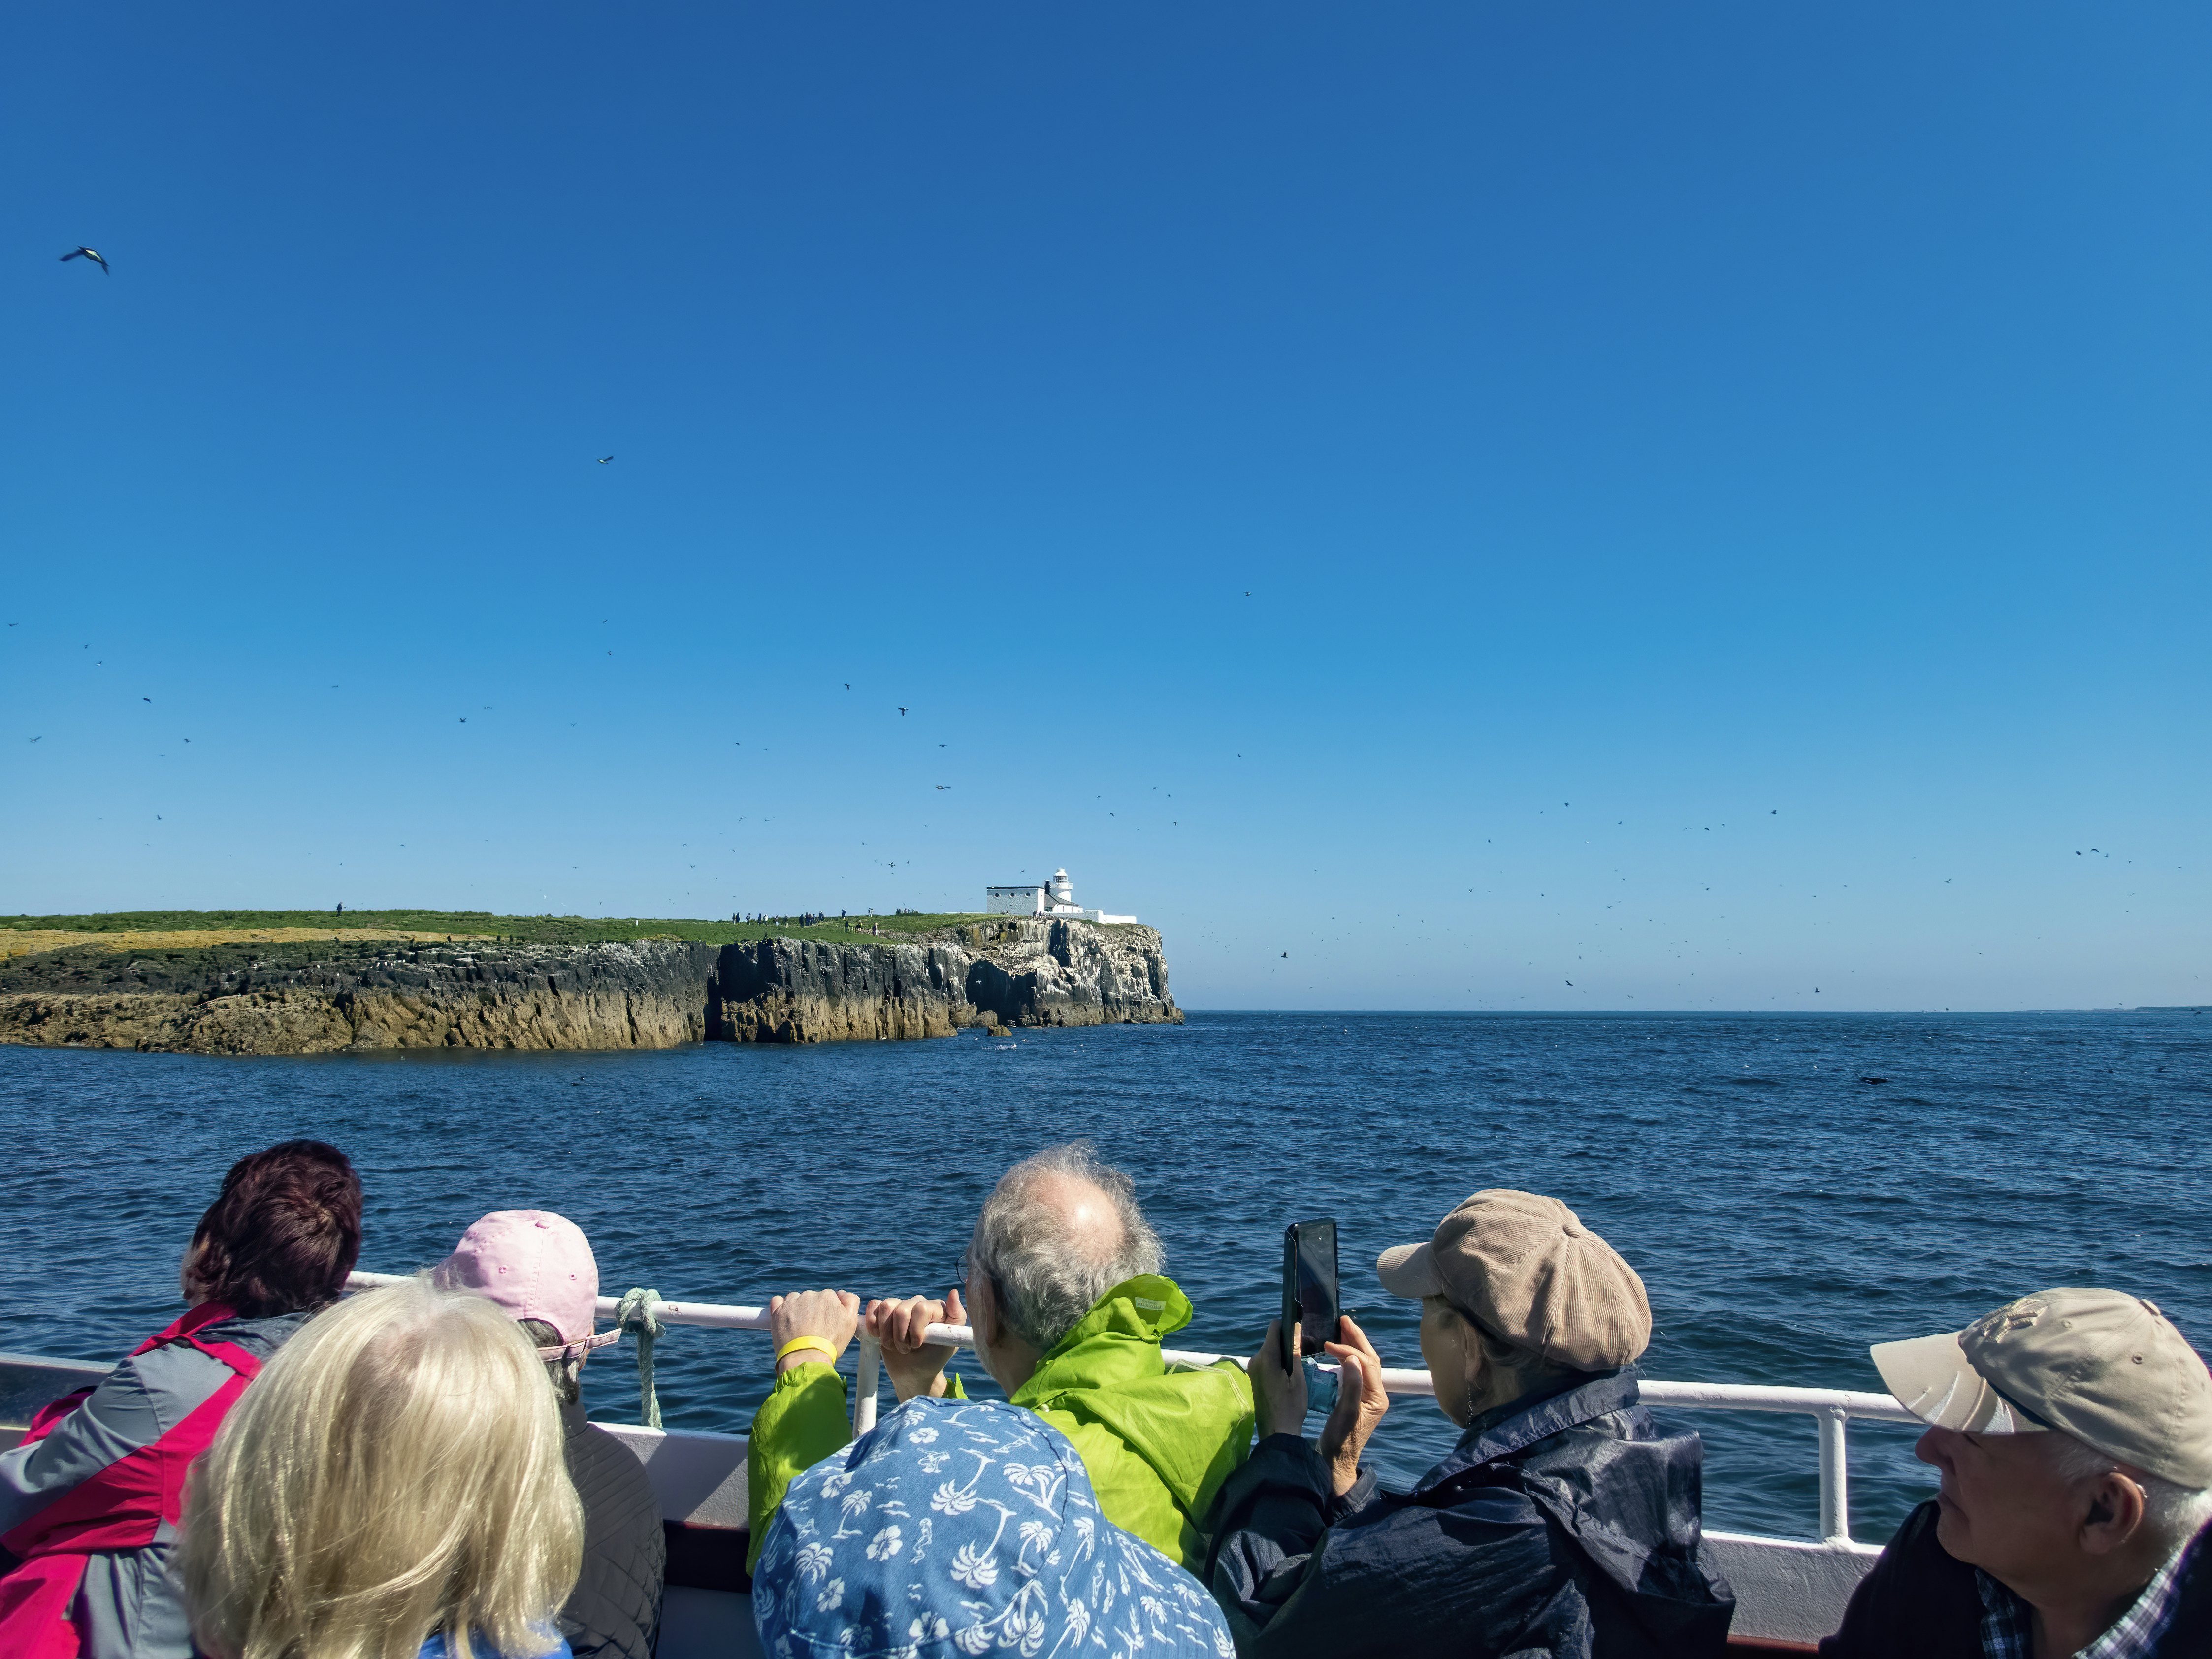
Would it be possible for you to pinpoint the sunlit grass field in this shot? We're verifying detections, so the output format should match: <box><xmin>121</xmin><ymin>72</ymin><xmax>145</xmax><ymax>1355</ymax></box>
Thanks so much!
<box><xmin>0</xmin><ymin>909</ymin><xmax>1001</xmax><ymax>955</ymax></box>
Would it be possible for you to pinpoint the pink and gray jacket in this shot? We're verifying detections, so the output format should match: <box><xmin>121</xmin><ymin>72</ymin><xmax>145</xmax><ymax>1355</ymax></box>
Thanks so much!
<box><xmin>0</xmin><ymin>1303</ymin><xmax>308</xmax><ymax>1659</ymax></box>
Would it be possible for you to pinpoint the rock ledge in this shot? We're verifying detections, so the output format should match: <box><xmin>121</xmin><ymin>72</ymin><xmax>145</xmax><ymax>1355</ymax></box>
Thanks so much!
<box><xmin>0</xmin><ymin>919</ymin><xmax>1180</xmax><ymax>1054</ymax></box>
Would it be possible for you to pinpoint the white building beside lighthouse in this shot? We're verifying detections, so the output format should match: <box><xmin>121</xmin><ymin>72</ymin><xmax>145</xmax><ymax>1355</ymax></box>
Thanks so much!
<box><xmin>985</xmin><ymin>868</ymin><xmax>1136</xmax><ymax>925</ymax></box>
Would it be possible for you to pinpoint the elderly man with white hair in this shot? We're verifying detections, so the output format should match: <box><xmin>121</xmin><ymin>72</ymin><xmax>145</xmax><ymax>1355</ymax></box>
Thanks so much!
<box><xmin>747</xmin><ymin>1141</ymin><xmax>1255</xmax><ymax>1573</ymax></box>
<box><xmin>1820</xmin><ymin>1287</ymin><xmax>2212</xmax><ymax>1657</ymax></box>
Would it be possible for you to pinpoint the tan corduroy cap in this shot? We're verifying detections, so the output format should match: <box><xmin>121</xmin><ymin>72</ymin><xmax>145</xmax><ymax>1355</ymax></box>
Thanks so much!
<box><xmin>1871</xmin><ymin>1287</ymin><xmax>2212</xmax><ymax>1488</ymax></box>
<box><xmin>1375</xmin><ymin>1189</ymin><xmax>1652</xmax><ymax>1369</ymax></box>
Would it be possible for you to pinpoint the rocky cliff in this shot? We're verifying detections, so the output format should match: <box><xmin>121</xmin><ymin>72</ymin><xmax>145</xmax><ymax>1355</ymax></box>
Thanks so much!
<box><xmin>0</xmin><ymin>919</ymin><xmax>1179</xmax><ymax>1055</ymax></box>
<box><xmin>710</xmin><ymin>918</ymin><xmax>1179</xmax><ymax>1043</ymax></box>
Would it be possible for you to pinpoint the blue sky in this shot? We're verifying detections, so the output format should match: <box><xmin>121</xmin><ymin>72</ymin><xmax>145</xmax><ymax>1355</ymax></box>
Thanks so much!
<box><xmin>4</xmin><ymin>4</ymin><xmax>2206</xmax><ymax>1010</ymax></box>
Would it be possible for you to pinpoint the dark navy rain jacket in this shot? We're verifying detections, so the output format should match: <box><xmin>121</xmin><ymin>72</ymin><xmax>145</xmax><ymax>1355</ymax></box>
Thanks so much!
<box><xmin>1205</xmin><ymin>1370</ymin><xmax>1735</xmax><ymax>1659</ymax></box>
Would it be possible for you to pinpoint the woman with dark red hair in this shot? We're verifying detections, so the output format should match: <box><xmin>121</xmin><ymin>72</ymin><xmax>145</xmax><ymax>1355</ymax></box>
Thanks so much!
<box><xmin>0</xmin><ymin>1140</ymin><xmax>363</xmax><ymax>1659</ymax></box>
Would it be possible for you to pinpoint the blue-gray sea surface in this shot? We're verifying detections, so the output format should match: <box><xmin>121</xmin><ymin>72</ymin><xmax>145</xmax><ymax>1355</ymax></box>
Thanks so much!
<box><xmin>3</xmin><ymin>1010</ymin><xmax>2206</xmax><ymax>1547</ymax></box>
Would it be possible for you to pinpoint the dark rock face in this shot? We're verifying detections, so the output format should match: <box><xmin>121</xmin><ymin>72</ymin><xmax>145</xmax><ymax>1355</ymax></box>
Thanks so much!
<box><xmin>959</xmin><ymin>920</ymin><xmax>1177</xmax><ymax>1029</ymax></box>
<box><xmin>0</xmin><ymin>921</ymin><xmax>1179</xmax><ymax>1054</ymax></box>
<box><xmin>0</xmin><ymin>939</ymin><xmax>722</xmax><ymax>1053</ymax></box>
<box><xmin>703</xmin><ymin>920</ymin><xmax>1180</xmax><ymax>1044</ymax></box>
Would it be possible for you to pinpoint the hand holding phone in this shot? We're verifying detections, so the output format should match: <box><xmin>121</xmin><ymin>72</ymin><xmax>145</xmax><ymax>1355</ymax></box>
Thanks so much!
<box><xmin>1281</xmin><ymin>1219</ymin><xmax>1341</xmax><ymax>1372</ymax></box>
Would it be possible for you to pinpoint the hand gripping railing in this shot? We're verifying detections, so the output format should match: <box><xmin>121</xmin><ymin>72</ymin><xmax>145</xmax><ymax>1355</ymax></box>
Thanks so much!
<box><xmin>350</xmin><ymin>1273</ymin><xmax>1914</xmax><ymax>1545</ymax></box>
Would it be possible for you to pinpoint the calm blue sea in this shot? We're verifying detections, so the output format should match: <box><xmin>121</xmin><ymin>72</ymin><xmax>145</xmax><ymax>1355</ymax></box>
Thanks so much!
<box><xmin>3</xmin><ymin>1010</ymin><xmax>2207</xmax><ymax>1546</ymax></box>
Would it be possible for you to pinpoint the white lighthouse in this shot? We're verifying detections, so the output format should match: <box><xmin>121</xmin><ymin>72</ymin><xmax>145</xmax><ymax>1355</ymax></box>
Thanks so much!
<box><xmin>984</xmin><ymin>867</ymin><xmax>1136</xmax><ymax>924</ymax></box>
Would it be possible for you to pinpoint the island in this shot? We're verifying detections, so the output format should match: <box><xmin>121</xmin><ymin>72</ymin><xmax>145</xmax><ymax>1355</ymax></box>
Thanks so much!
<box><xmin>0</xmin><ymin>907</ymin><xmax>1181</xmax><ymax>1054</ymax></box>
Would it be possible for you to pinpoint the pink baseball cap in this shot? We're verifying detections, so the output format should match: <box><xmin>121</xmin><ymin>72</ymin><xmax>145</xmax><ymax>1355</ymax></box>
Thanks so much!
<box><xmin>431</xmin><ymin>1210</ymin><xmax>621</xmax><ymax>1362</ymax></box>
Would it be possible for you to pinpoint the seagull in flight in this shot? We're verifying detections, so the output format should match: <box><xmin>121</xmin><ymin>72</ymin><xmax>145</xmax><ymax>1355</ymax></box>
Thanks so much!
<box><xmin>596</xmin><ymin>456</ymin><xmax>614</xmax><ymax>464</ymax></box>
<box><xmin>899</xmin><ymin>706</ymin><xmax>907</xmax><ymax>716</ymax></box>
<box><xmin>61</xmin><ymin>247</ymin><xmax>109</xmax><ymax>273</ymax></box>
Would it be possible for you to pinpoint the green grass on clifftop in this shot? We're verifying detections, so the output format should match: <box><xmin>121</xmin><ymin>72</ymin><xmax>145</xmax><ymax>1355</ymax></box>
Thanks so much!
<box><xmin>0</xmin><ymin>909</ymin><xmax>1001</xmax><ymax>947</ymax></box>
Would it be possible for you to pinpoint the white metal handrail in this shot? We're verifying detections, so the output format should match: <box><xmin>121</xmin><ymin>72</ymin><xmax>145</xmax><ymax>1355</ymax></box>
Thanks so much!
<box><xmin>350</xmin><ymin>1271</ymin><xmax>1916</xmax><ymax>1543</ymax></box>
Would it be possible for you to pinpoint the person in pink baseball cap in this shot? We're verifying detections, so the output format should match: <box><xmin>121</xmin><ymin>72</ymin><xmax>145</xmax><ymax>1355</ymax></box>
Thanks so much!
<box><xmin>433</xmin><ymin>1210</ymin><xmax>624</xmax><ymax>1366</ymax></box>
<box><xmin>433</xmin><ymin>1212</ymin><xmax>663</xmax><ymax>1659</ymax></box>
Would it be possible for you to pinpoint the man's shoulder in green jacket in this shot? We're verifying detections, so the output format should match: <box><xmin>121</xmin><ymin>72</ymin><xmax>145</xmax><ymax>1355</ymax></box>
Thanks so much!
<box><xmin>743</xmin><ymin>1274</ymin><xmax>1254</xmax><ymax>1573</ymax></box>
<box><xmin>1011</xmin><ymin>1273</ymin><xmax>1255</xmax><ymax>1566</ymax></box>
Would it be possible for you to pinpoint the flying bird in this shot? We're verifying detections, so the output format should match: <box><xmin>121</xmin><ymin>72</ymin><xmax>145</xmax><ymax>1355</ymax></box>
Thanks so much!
<box><xmin>1566</xmin><ymin>980</ymin><xmax>1573</xmax><ymax>986</ymax></box>
<box><xmin>596</xmin><ymin>456</ymin><xmax>614</xmax><ymax>464</ymax></box>
<box><xmin>898</xmin><ymin>707</ymin><xmax>907</xmax><ymax>716</ymax></box>
<box><xmin>141</xmin><ymin>696</ymin><xmax>151</xmax><ymax>703</ymax></box>
<box><xmin>61</xmin><ymin>247</ymin><xmax>109</xmax><ymax>273</ymax></box>
<box><xmin>29</xmin><ymin>736</ymin><xmax>40</xmax><ymax>743</ymax></box>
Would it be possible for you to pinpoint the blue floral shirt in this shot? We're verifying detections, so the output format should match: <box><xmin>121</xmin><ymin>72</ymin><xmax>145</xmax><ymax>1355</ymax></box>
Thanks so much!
<box><xmin>754</xmin><ymin>1396</ymin><xmax>1234</xmax><ymax>1658</ymax></box>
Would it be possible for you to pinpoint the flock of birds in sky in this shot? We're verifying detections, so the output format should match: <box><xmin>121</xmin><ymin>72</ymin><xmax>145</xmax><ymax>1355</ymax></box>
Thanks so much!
<box><xmin>32</xmin><ymin>243</ymin><xmax>2178</xmax><ymax>1007</ymax></box>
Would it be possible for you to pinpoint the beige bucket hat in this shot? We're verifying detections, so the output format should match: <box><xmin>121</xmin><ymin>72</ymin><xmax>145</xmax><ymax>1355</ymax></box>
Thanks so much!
<box><xmin>1871</xmin><ymin>1287</ymin><xmax>2212</xmax><ymax>1488</ymax></box>
<box><xmin>1376</xmin><ymin>1189</ymin><xmax>1652</xmax><ymax>1370</ymax></box>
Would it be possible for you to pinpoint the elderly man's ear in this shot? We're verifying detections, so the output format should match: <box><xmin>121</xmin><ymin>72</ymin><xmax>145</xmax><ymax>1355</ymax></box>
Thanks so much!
<box><xmin>2076</xmin><ymin>1469</ymin><xmax>2148</xmax><ymax>1557</ymax></box>
<box><xmin>967</xmin><ymin>1271</ymin><xmax>998</xmax><ymax>1346</ymax></box>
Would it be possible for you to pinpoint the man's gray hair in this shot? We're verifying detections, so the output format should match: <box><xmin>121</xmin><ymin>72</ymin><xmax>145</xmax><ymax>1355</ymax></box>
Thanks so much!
<box><xmin>2046</xmin><ymin>1432</ymin><xmax>2212</xmax><ymax>1557</ymax></box>
<box><xmin>969</xmin><ymin>1141</ymin><xmax>1165</xmax><ymax>1353</ymax></box>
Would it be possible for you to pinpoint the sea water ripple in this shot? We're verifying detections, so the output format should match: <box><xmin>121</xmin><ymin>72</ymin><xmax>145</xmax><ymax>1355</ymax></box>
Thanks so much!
<box><xmin>2</xmin><ymin>1009</ymin><xmax>2206</xmax><ymax>1544</ymax></box>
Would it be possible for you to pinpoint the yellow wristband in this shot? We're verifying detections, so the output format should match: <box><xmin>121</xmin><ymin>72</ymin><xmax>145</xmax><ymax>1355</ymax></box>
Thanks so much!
<box><xmin>776</xmin><ymin>1337</ymin><xmax>839</xmax><ymax>1366</ymax></box>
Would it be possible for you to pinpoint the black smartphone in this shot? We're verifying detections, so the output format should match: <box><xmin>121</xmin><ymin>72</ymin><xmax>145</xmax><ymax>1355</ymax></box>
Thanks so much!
<box><xmin>1280</xmin><ymin>1218</ymin><xmax>1340</xmax><ymax>1371</ymax></box>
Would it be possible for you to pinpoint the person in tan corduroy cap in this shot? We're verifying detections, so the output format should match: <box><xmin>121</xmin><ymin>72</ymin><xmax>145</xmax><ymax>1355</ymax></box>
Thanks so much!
<box><xmin>1202</xmin><ymin>1189</ymin><xmax>1733</xmax><ymax>1658</ymax></box>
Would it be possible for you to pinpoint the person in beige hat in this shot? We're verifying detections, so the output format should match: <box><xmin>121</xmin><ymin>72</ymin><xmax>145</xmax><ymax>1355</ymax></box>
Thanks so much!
<box><xmin>1203</xmin><ymin>1189</ymin><xmax>1733</xmax><ymax>1658</ymax></box>
<box><xmin>1819</xmin><ymin>1288</ymin><xmax>2212</xmax><ymax>1659</ymax></box>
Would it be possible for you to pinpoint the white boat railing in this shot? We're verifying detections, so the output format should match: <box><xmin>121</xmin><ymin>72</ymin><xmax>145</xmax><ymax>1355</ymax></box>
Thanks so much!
<box><xmin>348</xmin><ymin>1271</ymin><xmax>1917</xmax><ymax>1546</ymax></box>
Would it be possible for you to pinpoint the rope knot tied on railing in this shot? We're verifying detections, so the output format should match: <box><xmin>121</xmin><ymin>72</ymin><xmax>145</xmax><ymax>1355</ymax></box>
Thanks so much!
<box><xmin>615</xmin><ymin>1287</ymin><xmax>667</xmax><ymax>1430</ymax></box>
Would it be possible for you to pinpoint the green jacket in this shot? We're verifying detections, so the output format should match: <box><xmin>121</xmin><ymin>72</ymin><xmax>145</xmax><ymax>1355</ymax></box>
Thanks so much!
<box><xmin>745</xmin><ymin>1274</ymin><xmax>1254</xmax><ymax>1571</ymax></box>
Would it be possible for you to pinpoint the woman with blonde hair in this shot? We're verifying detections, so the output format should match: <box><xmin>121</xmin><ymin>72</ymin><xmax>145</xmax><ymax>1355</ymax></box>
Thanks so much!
<box><xmin>181</xmin><ymin>1276</ymin><xmax>585</xmax><ymax>1659</ymax></box>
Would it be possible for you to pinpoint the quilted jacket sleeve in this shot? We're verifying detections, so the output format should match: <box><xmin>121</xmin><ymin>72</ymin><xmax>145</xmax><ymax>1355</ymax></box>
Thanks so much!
<box><xmin>558</xmin><ymin>1414</ymin><xmax>667</xmax><ymax>1659</ymax></box>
